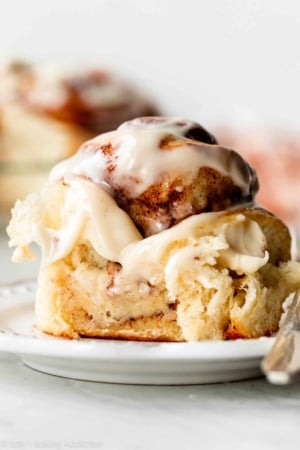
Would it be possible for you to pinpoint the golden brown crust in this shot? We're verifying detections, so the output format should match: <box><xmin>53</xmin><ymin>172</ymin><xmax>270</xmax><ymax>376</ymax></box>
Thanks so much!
<box><xmin>47</xmin><ymin>314</ymin><xmax>184</xmax><ymax>342</ymax></box>
<box><xmin>224</xmin><ymin>324</ymin><xmax>275</xmax><ymax>340</ymax></box>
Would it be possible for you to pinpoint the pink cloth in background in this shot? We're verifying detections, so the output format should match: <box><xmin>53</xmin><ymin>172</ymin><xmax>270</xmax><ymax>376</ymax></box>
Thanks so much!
<box><xmin>218</xmin><ymin>129</ymin><xmax>300</xmax><ymax>229</ymax></box>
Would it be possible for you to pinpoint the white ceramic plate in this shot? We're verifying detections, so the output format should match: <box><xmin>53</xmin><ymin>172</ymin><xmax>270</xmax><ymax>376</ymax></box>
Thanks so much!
<box><xmin>0</xmin><ymin>281</ymin><xmax>274</xmax><ymax>385</ymax></box>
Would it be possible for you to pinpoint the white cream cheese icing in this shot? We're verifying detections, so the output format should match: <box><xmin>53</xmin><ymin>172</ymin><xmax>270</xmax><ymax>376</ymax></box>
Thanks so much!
<box><xmin>8</xmin><ymin>178</ymin><xmax>268</xmax><ymax>278</ymax></box>
<box><xmin>50</xmin><ymin>117</ymin><xmax>255</xmax><ymax>198</ymax></box>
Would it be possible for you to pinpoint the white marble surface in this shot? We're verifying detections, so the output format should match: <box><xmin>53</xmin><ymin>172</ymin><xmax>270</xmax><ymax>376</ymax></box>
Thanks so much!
<box><xmin>0</xmin><ymin>231</ymin><xmax>300</xmax><ymax>450</ymax></box>
<box><xmin>0</xmin><ymin>352</ymin><xmax>299</xmax><ymax>450</ymax></box>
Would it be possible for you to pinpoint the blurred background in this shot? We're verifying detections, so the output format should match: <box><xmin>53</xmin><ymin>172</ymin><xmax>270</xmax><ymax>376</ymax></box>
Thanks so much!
<box><xmin>1</xmin><ymin>0</ymin><xmax>300</xmax><ymax>128</ymax></box>
<box><xmin>0</xmin><ymin>0</ymin><xmax>300</xmax><ymax>228</ymax></box>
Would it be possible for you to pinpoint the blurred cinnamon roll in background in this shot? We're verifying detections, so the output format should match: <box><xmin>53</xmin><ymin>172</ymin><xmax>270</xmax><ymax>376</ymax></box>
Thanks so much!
<box><xmin>0</xmin><ymin>60</ymin><xmax>158</xmax><ymax>215</ymax></box>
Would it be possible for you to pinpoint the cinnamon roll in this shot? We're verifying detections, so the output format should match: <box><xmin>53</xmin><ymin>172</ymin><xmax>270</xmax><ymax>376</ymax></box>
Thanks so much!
<box><xmin>7</xmin><ymin>117</ymin><xmax>300</xmax><ymax>341</ymax></box>
<box><xmin>0</xmin><ymin>61</ymin><xmax>158</xmax><ymax>212</ymax></box>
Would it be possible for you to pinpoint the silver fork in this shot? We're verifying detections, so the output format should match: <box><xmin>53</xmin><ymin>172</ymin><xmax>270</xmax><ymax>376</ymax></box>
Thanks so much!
<box><xmin>261</xmin><ymin>289</ymin><xmax>300</xmax><ymax>384</ymax></box>
<box><xmin>261</xmin><ymin>225</ymin><xmax>300</xmax><ymax>384</ymax></box>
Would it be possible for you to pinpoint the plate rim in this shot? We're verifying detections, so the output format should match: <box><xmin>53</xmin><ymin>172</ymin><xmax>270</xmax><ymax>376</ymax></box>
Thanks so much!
<box><xmin>0</xmin><ymin>280</ymin><xmax>275</xmax><ymax>362</ymax></box>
